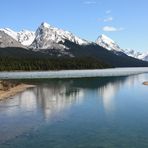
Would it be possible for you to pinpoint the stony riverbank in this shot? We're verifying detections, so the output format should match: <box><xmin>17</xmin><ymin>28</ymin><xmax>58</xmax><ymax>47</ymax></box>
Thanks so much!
<box><xmin>143</xmin><ymin>81</ymin><xmax>148</xmax><ymax>85</ymax></box>
<box><xmin>0</xmin><ymin>81</ymin><xmax>35</xmax><ymax>100</ymax></box>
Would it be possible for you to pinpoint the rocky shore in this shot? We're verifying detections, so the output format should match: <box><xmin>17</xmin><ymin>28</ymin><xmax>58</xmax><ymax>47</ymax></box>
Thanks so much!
<box><xmin>143</xmin><ymin>81</ymin><xmax>148</xmax><ymax>85</ymax></box>
<box><xmin>0</xmin><ymin>81</ymin><xmax>35</xmax><ymax>100</ymax></box>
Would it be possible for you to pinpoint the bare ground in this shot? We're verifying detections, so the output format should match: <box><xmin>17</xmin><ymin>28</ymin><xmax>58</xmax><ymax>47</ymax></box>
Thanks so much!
<box><xmin>0</xmin><ymin>83</ymin><xmax>35</xmax><ymax>100</ymax></box>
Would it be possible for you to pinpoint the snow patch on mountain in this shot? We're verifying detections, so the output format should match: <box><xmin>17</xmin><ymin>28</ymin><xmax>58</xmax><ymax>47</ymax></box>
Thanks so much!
<box><xmin>17</xmin><ymin>30</ymin><xmax>35</xmax><ymax>46</ymax></box>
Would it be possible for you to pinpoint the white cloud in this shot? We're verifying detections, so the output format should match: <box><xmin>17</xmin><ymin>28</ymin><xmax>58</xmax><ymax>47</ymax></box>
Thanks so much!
<box><xmin>104</xmin><ymin>17</ymin><xmax>114</xmax><ymax>22</ymax></box>
<box><xmin>102</xmin><ymin>26</ymin><xmax>124</xmax><ymax>32</ymax></box>
<box><xmin>106</xmin><ymin>10</ymin><xmax>111</xmax><ymax>14</ymax></box>
<box><xmin>84</xmin><ymin>1</ymin><xmax>96</xmax><ymax>4</ymax></box>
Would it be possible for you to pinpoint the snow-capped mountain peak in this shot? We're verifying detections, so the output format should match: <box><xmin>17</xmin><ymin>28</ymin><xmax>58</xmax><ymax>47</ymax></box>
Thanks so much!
<box><xmin>124</xmin><ymin>49</ymin><xmax>148</xmax><ymax>61</ymax></box>
<box><xmin>96</xmin><ymin>34</ymin><xmax>123</xmax><ymax>52</ymax></box>
<box><xmin>40</xmin><ymin>22</ymin><xmax>51</xmax><ymax>28</ymax></box>
<box><xmin>31</xmin><ymin>22</ymin><xmax>90</xmax><ymax>49</ymax></box>
<box><xmin>98</xmin><ymin>34</ymin><xmax>115</xmax><ymax>44</ymax></box>
<box><xmin>96</xmin><ymin>34</ymin><xmax>148</xmax><ymax>61</ymax></box>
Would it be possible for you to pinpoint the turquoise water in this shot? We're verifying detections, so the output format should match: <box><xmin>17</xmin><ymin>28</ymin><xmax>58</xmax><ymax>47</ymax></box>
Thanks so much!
<box><xmin>0</xmin><ymin>74</ymin><xmax>148</xmax><ymax>148</ymax></box>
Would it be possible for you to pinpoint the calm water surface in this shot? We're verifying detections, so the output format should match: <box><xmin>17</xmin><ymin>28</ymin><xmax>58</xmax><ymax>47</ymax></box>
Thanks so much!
<box><xmin>0</xmin><ymin>74</ymin><xmax>148</xmax><ymax>148</ymax></box>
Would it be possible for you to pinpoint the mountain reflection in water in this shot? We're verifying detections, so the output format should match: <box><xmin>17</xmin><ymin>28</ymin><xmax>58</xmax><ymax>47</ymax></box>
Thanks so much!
<box><xmin>0</xmin><ymin>74</ymin><xmax>147</xmax><ymax>146</ymax></box>
<box><xmin>1</xmin><ymin>75</ymin><xmax>146</xmax><ymax>119</ymax></box>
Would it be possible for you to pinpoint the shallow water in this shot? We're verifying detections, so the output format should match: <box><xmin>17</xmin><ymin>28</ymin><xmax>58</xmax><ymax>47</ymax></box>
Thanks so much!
<box><xmin>0</xmin><ymin>74</ymin><xmax>148</xmax><ymax>148</ymax></box>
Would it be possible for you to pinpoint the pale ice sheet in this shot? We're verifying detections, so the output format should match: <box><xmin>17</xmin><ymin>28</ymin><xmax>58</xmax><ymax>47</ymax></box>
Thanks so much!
<box><xmin>0</xmin><ymin>68</ymin><xmax>148</xmax><ymax>79</ymax></box>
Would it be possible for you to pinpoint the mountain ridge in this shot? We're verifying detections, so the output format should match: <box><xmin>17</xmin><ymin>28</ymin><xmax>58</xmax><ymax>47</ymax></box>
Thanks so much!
<box><xmin>0</xmin><ymin>22</ymin><xmax>148</xmax><ymax>69</ymax></box>
<box><xmin>0</xmin><ymin>22</ymin><xmax>147</xmax><ymax>61</ymax></box>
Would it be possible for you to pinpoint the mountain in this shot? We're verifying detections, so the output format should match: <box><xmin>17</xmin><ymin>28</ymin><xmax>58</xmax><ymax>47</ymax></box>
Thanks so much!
<box><xmin>139</xmin><ymin>53</ymin><xmax>148</xmax><ymax>61</ymax></box>
<box><xmin>96</xmin><ymin>34</ymin><xmax>122</xmax><ymax>52</ymax></box>
<box><xmin>0</xmin><ymin>22</ymin><xmax>148</xmax><ymax>69</ymax></box>
<box><xmin>1</xmin><ymin>23</ymin><xmax>147</xmax><ymax>61</ymax></box>
<box><xmin>124</xmin><ymin>49</ymin><xmax>148</xmax><ymax>61</ymax></box>
<box><xmin>30</xmin><ymin>22</ymin><xmax>89</xmax><ymax>49</ymax></box>
<box><xmin>96</xmin><ymin>34</ymin><xmax>148</xmax><ymax>61</ymax></box>
<box><xmin>0</xmin><ymin>31</ymin><xmax>24</xmax><ymax>48</ymax></box>
<box><xmin>62</xmin><ymin>42</ymin><xmax>148</xmax><ymax>67</ymax></box>
<box><xmin>0</xmin><ymin>28</ymin><xmax>35</xmax><ymax>46</ymax></box>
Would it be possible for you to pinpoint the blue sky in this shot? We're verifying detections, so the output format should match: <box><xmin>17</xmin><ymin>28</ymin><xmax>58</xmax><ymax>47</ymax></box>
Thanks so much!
<box><xmin>0</xmin><ymin>0</ymin><xmax>148</xmax><ymax>52</ymax></box>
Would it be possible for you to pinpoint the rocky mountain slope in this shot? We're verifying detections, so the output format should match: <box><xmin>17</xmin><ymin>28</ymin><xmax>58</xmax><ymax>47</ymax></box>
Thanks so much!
<box><xmin>0</xmin><ymin>31</ymin><xmax>24</xmax><ymax>48</ymax></box>
<box><xmin>0</xmin><ymin>28</ymin><xmax>35</xmax><ymax>46</ymax></box>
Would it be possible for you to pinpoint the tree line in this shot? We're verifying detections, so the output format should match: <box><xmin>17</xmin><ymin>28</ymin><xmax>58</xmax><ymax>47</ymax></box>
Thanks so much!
<box><xmin>0</xmin><ymin>56</ymin><xmax>112</xmax><ymax>71</ymax></box>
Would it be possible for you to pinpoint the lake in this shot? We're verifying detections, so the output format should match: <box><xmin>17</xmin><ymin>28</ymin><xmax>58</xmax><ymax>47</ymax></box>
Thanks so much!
<box><xmin>0</xmin><ymin>74</ymin><xmax>148</xmax><ymax>148</ymax></box>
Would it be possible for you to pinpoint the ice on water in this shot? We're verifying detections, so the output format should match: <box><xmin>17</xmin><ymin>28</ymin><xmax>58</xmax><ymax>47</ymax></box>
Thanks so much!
<box><xmin>0</xmin><ymin>68</ymin><xmax>148</xmax><ymax>79</ymax></box>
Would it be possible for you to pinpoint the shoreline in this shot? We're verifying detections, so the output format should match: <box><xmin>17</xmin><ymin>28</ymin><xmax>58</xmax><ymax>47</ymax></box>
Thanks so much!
<box><xmin>0</xmin><ymin>84</ymin><xmax>35</xmax><ymax>101</ymax></box>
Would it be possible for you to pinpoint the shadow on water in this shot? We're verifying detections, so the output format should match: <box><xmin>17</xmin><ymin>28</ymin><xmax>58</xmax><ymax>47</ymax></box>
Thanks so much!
<box><xmin>16</xmin><ymin>76</ymin><xmax>129</xmax><ymax>88</ymax></box>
